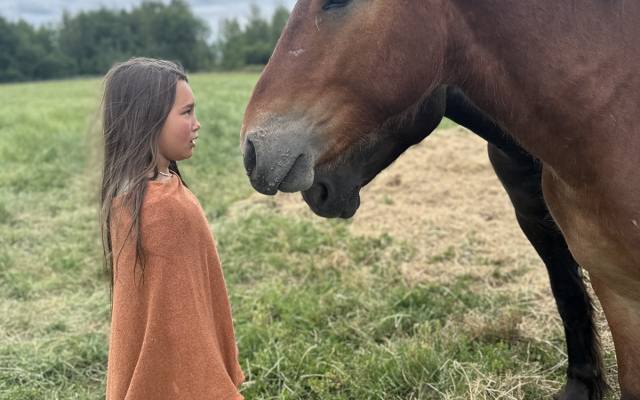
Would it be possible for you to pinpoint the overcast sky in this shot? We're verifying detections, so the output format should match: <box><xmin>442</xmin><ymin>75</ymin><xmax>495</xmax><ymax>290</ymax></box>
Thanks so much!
<box><xmin>0</xmin><ymin>0</ymin><xmax>298</xmax><ymax>39</ymax></box>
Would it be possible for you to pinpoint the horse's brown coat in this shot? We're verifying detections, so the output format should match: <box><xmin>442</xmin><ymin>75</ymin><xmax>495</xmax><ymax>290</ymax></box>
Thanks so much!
<box><xmin>241</xmin><ymin>1</ymin><xmax>640</xmax><ymax>395</ymax></box>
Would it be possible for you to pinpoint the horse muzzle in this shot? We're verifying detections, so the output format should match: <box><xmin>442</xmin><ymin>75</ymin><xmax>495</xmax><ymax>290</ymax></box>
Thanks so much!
<box><xmin>241</xmin><ymin>124</ymin><xmax>323</xmax><ymax>195</ymax></box>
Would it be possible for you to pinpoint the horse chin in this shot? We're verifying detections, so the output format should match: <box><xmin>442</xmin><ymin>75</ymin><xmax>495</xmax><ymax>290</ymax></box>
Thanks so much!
<box><xmin>302</xmin><ymin>182</ymin><xmax>361</xmax><ymax>219</ymax></box>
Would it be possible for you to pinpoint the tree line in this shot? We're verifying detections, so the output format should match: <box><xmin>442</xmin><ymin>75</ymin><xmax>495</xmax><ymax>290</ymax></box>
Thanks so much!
<box><xmin>0</xmin><ymin>1</ymin><xmax>290</xmax><ymax>83</ymax></box>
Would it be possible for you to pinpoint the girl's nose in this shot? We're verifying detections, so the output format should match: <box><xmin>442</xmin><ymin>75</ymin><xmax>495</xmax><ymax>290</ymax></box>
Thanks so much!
<box><xmin>194</xmin><ymin>118</ymin><xmax>201</xmax><ymax>131</ymax></box>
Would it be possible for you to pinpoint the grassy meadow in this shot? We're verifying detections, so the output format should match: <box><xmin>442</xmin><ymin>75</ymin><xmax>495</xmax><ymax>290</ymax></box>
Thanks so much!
<box><xmin>0</xmin><ymin>73</ymin><xmax>618</xmax><ymax>399</ymax></box>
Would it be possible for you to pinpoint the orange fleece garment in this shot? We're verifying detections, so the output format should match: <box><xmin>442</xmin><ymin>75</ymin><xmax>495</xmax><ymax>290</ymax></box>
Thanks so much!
<box><xmin>106</xmin><ymin>171</ymin><xmax>244</xmax><ymax>400</ymax></box>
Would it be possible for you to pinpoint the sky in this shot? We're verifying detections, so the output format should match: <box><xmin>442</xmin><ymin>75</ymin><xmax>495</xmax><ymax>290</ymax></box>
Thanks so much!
<box><xmin>0</xmin><ymin>0</ymin><xmax>298</xmax><ymax>39</ymax></box>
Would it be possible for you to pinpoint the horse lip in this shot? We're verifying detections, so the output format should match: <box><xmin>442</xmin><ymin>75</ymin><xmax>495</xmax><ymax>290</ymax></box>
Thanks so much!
<box><xmin>278</xmin><ymin>154</ymin><xmax>313</xmax><ymax>192</ymax></box>
<box><xmin>302</xmin><ymin>181</ymin><xmax>361</xmax><ymax>219</ymax></box>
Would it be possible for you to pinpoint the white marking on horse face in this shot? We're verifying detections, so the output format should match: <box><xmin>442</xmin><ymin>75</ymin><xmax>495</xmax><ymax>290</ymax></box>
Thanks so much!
<box><xmin>633</xmin><ymin>219</ymin><xmax>639</xmax><ymax>229</ymax></box>
<box><xmin>289</xmin><ymin>48</ymin><xmax>306</xmax><ymax>57</ymax></box>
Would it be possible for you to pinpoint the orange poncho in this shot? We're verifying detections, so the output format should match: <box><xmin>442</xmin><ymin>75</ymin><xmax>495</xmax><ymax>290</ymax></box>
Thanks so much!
<box><xmin>106</xmin><ymin>172</ymin><xmax>244</xmax><ymax>399</ymax></box>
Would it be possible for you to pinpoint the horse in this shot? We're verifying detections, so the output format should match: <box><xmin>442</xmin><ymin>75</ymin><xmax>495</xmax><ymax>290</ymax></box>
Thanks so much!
<box><xmin>239</xmin><ymin>1</ymin><xmax>640</xmax><ymax>397</ymax></box>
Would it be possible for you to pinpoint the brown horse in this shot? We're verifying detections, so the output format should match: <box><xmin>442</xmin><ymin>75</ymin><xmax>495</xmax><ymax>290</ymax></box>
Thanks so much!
<box><xmin>240</xmin><ymin>1</ymin><xmax>640</xmax><ymax>398</ymax></box>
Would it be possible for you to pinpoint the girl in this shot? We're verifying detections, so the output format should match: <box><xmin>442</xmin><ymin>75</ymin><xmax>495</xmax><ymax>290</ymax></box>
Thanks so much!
<box><xmin>99</xmin><ymin>58</ymin><xmax>245</xmax><ymax>399</ymax></box>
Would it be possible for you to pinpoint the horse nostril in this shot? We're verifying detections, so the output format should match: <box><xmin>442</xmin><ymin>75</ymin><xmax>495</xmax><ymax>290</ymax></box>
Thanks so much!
<box><xmin>305</xmin><ymin>181</ymin><xmax>331</xmax><ymax>206</ymax></box>
<box><xmin>318</xmin><ymin>182</ymin><xmax>329</xmax><ymax>203</ymax></box>
<box><xmin>244</xmin><ymin>138</ymin><xmax>257</xmax><ymax>176</ymax></box>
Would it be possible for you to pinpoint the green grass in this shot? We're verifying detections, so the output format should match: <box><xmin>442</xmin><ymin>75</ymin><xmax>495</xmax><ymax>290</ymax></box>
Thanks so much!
<box><xmin>0</xmin><ymin>73</ymin><xmax>586</xmax><ymax>399</ymax></box>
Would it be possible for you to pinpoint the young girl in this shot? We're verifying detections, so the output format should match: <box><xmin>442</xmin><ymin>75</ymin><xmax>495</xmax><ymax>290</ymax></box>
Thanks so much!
<box><xmin>99</xmin><ymin>58</ymin><xmax>245</xmax><ymax>399</ymax></box>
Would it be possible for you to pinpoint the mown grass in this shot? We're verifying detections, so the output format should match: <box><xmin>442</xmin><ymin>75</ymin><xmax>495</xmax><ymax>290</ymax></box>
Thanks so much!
<box><xmin>0</xmin><ymin>72</ymin><xmax>601</xmax><ymax>399</ymax></box>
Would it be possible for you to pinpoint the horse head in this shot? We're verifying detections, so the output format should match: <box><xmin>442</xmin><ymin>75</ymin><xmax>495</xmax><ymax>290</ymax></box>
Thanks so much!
<box><xmin>240</xmin><ymin>0</ymin><xmax>450</xmax><ymax>217</ymax></box>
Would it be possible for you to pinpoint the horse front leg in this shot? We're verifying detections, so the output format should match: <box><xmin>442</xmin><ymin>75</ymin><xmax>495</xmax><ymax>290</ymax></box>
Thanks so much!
<box><xmin>487</xmin><ymin>144</ymin><xmax>606</xmax><ymax>400</ymax></box>
<box><xmin>445</xmin><ymin>86</ymin><xmax>607</xmax><ymax>399</ymax></box>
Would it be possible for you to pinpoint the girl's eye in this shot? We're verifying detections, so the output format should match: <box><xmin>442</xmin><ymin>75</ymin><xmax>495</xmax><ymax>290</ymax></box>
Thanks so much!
<box><xmin>322</xmin><ymin>0</ymin><xmax>351</xmax><ymax>11</ymax></box>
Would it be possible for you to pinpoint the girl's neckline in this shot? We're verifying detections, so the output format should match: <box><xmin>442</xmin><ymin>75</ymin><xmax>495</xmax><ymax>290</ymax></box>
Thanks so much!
<box><xmin>113</xmin><ymin>171</ymin><xmax>180</xmax><ymax>201</ymax></box>
<box><xmin>148</xmin><ymin>170</ymin><xmax>179</xmax><ymax>186</ymax></box>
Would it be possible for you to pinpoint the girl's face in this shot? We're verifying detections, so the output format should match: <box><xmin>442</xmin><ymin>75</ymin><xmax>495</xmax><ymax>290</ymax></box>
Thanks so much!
<box><xmin>158</xmin><ymin>80</ymin><xmax>201</xmax><ymax>161</ymax></box>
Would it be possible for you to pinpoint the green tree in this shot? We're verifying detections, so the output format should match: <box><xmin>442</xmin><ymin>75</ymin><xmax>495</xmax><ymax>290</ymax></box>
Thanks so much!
<box><xmin>0</xmin><ymin>16</ymin><xmax>23</xmax><ymax>82</ymax></box>
<box><xmin>129</xmin><ymin>0</ymin><xmax>213</xmax><ymax>71</ymax></box>
<box><xmin>58</xmin><ymin>0</ymin><xmax>212</xmax><ymax>76</ymax></box>
<box><xmin>59</xmin><ymin>8</ymin><xmax>137</xmax><ymax>75</ymax></box>
<box><xmin>216</xmin><ymin>4</ymin><xmax>291</xmax><ymax>70</ymax></box>
<box><xmin>271</xmin><ymin>5</ymin><xmax>291</xmax><ymax>44</ymax></box>
<box><xmin>218</xmin><ymin>19</ymin><xmax>246</xmax><ymax>70</ymax></box>
<box><xmin>0</xmin><ymin>17</ymin><xmax>73</xmax><ymax>82</ymax></box>
<box><xmin>0</xmin><ymin>3</ymin><xmax>290</xmax><ymax>82</ymax></box>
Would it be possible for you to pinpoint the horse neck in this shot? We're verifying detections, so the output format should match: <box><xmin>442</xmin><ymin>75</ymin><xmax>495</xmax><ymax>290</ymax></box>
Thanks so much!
<box><xmin>443</xmin><ymin>0</ymin><xmax>637</xmax><ymax>179</ymax></box>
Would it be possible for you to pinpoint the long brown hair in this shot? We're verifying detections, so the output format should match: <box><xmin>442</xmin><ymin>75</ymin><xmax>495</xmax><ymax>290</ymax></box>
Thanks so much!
<box><xmin>99</xmin><ymin>57</ymin><xmax>190</xmax><ymax>311</ymax></box>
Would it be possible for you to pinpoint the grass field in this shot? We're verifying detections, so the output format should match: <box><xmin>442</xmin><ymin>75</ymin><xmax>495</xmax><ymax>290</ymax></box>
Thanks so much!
<box><xmin>0</xmin><ymin>73</ymin><xmax>619</xmax><ymax>399</ymax></box>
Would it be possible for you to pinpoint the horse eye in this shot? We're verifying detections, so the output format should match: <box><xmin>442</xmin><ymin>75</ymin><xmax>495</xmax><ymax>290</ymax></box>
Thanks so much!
<box><xmin>322</xmin><ymin>0</ymin><xmax>351</xmax><ymax>11</ymax></box>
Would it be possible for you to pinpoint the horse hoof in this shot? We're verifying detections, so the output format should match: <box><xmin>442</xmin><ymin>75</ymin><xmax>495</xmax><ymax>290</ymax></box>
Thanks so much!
<box><xmin>553</xmin><ymin>379</ymin><xmax>591</xmax><ymax>400</ymax></box>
